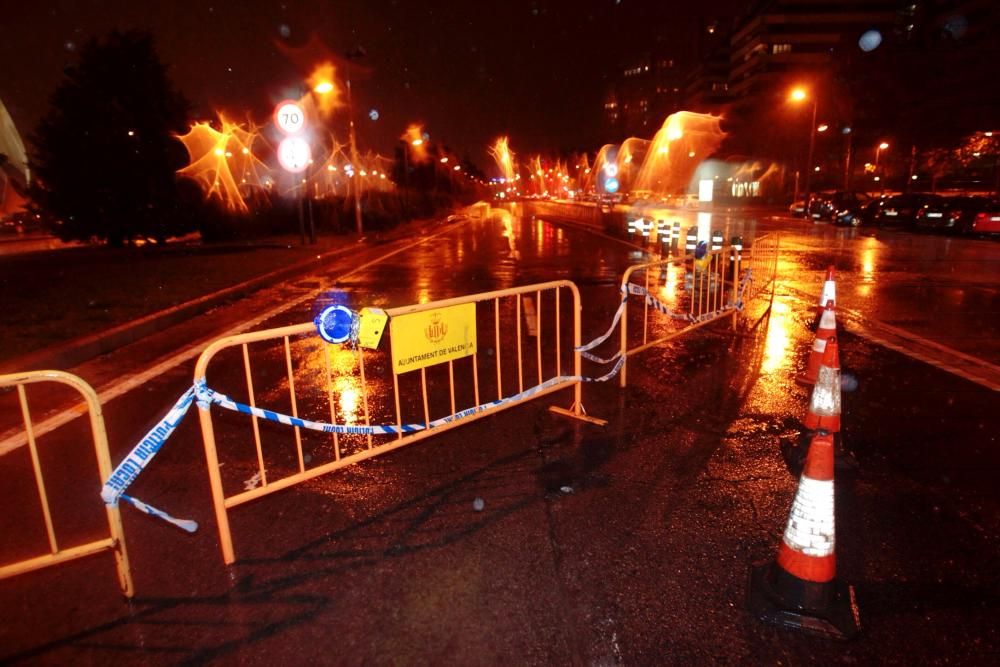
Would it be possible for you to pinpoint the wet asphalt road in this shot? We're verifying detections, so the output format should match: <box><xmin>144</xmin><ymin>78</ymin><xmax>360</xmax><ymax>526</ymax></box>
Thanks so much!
<box><xmin>1</xmin><ymin>205</ymin><xmax>998</xmax><ymax>664</ymax></box>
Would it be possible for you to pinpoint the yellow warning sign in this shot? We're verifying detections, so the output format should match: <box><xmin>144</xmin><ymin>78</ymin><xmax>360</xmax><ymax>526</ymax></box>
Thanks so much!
<box><xmin>390</xmin><ymin>303</ymin><xmax>477</xmax><ymax>373</ymax></box>
<box><xmin>357</xmin><ymin>307</ymin><xmax>388</xmax><ymax>350</ymax></box>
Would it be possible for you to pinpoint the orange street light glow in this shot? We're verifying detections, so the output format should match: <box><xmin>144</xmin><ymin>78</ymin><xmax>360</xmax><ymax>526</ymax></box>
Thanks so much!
<box><xmin>790</xmin><ymin>87</ymin><xmax>808</xmax><ymax>102</ymax></box>
<box><xmin>307</xmin><ymin>63</ymin><xmax>342</xmax><ymax>116</ymax></box>
<box><xmin>879</xmin><ymin>142</ymin><xmax>890</xmax><ymax>149</ymax></box>
<box><xmin>402</xmin><ymin>124</ymin><xmax>429</xmax><ymax>162</ymax></box>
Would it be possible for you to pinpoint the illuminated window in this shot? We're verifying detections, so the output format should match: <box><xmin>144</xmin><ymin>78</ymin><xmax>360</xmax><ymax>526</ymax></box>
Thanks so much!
<box><xmin>772</xmin><ymin>43</ymin><xmax>792</xmax><ymax>54</ymax></box>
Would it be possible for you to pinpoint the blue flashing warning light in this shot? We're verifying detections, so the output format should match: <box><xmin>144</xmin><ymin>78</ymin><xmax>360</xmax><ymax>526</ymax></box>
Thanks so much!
<box><xmin>315</xmin><ymin>305</ymin><xmax>356</xmax><ymax>344</ymax></box>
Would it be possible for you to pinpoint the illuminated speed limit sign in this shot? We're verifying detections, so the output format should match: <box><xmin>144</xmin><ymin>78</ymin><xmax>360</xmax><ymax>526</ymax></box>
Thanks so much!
<box><xmin>274</xmin><ymin>100</ymin><xmax>306</xmax><ymax>134</ymax></box>
<box><xmin>277</xmin><ymin>136</ymin><xmax>311</xmax><ymax>173</ymax></box>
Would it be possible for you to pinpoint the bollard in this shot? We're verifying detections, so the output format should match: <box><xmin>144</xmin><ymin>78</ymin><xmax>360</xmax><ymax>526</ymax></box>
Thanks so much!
<box><xmin>685</xmin><ymin>227</ymin><xmax>698</xmax><ymax>253</ymax></box>
<box><xmin>731</xmin><ymin>235</ymin><xmax>743</xmax><ymax>261</ymax></box>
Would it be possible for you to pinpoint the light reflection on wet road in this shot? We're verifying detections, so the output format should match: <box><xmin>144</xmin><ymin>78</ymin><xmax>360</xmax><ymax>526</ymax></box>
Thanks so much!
<box><xmin>620</xmin><ymin>205</ymin><xmax>1000</xmax><ymax>368</ymax></box>
<box><xmin>2</xmin><ymin>205</ymin><xmax>999</xmax><ymax>664</ymax></box>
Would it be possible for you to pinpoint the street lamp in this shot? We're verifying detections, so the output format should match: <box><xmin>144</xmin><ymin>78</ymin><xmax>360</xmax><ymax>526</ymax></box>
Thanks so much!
<box><xmin>875</xmin><ymin>141</ymin><xmax>889</xmax><ymax>167</ymax></box>
<box><xmin>789</xmin><ymin>86</ymin><xmax>819</xmax><ymax>206</ymax></box>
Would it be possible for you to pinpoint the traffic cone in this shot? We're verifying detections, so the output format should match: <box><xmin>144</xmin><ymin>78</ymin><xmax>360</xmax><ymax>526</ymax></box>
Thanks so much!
<box><xmin>748</xmin><ymin>431</ymin><xmax>860</xmax><ymax>639</ymax></box>
<box><xmin>812</xmin><ymin>266</ymin><xmax>836</xmax><ymax>327</ymax></box>
<box><xmin>803</xmin><ymin>337</ymin><xmax>841</xmax><ymax>434</ymax></box>
<box><xmin>796</xmin><ymin>301</ymin><xmax>837</xmax><ymax>386</ymax></box>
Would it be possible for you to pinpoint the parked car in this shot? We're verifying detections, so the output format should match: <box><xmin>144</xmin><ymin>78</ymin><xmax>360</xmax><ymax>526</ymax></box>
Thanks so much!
<box><xmin>914</xmin><ymin>196</ymin><xmax>990</xmax><ymax>233</ymax></box>
<box><xmin>835</xmin><ymin>196</ymin><xmax>886</xmax><ymax>227</ymax></box>
<box><xmin>963</xmin><ymin>200</ymin><xmax>1000</xmax><ymax>236</ymax></box>
<box><xmin>788</xmin><ymin>199</ymin><xmax>807</xmax><ymax>217</ymax></box>
<box><xmin>875</xmin><ymin>193</ymin><xmax>945</xmax><ymax>227</ymax></box>
<box><xmin>807</xmin><ymin>191</ymin><xmax>870</xmax><ymax>223</ymax></box>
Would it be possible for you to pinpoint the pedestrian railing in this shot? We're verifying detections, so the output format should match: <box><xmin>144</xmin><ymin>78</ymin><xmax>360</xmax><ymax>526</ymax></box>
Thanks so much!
<box><xmin>194</xmin><ymin>280</ymin><xmax>604</xmax><ymax>564</ymax></box>
<box><xmin>0</xmin><ymin>370</ymin><xmax>133</xmax><ymax>597</ymax></box>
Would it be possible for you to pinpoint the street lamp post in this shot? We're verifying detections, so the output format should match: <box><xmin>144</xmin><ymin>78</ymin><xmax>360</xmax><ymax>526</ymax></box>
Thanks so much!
<box><xmin>345</xmin><ymin>47</ymin><xmax>366</xmax><ymax>236</ymax></box>
<box><xmin>346</xmin><ymin>78</ymin><xmax>362</xmax><ymax>235</ymax></box>
<box><xmin>789</xmin><ymin>87</ymin><xmax>818</xmax><ymax>206</ymax></box>
<box><xmin>804</xmin><ymin>97</ymin><xmax>818</xmax><ymax>204</ymax></box>
<box><xmin>843</xmin><ymin>127</ymin><xmax>853</xmax><ymax>191</ymax></box>
<box><xmin>875</xmin><ymin>141</ymin><xmax>889</xmax><ymax>194</ymax></box>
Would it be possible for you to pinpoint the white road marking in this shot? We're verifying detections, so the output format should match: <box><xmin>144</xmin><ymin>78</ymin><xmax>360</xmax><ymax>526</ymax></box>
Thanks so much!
<box><xmin>787</xmin><ymin>287</ymin><xmax>1000</xmax><ymax>392</ymax></box>
<box><xmin>0</xmin><ymin>224</ymin><xmax>461</xmax><ymax>457</ymax></box>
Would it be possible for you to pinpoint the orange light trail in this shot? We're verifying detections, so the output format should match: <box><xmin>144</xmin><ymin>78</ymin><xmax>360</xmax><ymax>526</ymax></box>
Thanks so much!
<box><xmin>176</xmin><ymin>115</ymin><xmax>270</xmax><ymax>213</ymax></box>
<box><xmin>489</xmin><ymin>136</ymin><xmax>516</xmax><ymax>183</ymax></box>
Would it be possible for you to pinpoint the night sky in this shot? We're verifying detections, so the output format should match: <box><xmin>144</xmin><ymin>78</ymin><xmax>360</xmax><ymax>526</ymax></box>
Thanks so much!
<box><xmin>1</xmin><ymin>1</ymin><xmax>746</xmax><ymax>166</ymax></box>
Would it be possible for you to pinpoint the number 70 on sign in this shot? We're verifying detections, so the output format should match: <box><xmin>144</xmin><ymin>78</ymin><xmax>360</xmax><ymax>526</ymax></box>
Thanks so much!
<box><xmin>274</xmin><ymin>100</ymin><xmax>306</xmax><ymax>134</ymax></box>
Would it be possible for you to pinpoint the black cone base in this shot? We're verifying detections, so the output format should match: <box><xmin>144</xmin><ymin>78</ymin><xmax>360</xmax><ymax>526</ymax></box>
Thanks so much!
<box><xmin>748</xmin><ymin>562</ymin><xmax>861</xmax><ymax>640</ymax></box>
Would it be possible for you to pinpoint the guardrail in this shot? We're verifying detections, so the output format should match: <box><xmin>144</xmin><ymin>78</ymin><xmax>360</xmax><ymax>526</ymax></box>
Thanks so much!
<box><xmin>0</xmin><ymin>370</ymin><xmax>133</xmax><ymax>597</ymax></box>
<box><xmin>194</xmin><ymin>280</ymin><xmax>599</xmax><ymax>564</ymax></box>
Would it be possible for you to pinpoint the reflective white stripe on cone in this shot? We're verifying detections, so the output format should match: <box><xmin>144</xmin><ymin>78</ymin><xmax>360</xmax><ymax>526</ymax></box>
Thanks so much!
<box><xmin>812</xmin><ymin>266</ymin><xmax>836</xmax><ymax>329</ymax></box>
<box><xmin>777</xmin><ymin>434</ymin><xmax>836</xmax><ymax>583</ymax></box>
<box><xmin>747</xmin><ymin>431</ymin><xmax>860</xmax><ymax>639</ymax></box>
<box><xmin>804</xmin><ymin>336</ymin><xmax>841</xmax><ymax>433</ymax></box>
<box><xmin>797</xmin><ymin>301</ymin><xmax>837</xmax><ymax>385</ymax></box>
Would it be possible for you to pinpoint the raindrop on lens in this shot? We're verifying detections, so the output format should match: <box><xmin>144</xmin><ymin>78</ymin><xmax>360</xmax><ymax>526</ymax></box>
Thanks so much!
<box><xmin>278</xmin><ymin>24</ymin><xmax>291</xmax><ymax>39</ymax></box>
<box><xmin>858</xmin><ymin>29</ymin><xmax>882</xmax><ymax>52</ymax></box>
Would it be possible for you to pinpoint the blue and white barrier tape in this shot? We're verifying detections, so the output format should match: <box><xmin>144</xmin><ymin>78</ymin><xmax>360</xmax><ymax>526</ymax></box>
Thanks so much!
<box><xmin>194</xmin><ymin>359</ymin><xmax>624</xmax><ymax>437</ymax></box>
<box><xmin>101</xmin><ymin>314</ymin><xmax>637</xmax><ymax>530</ymax></box>
<box><xmin>579</xmin><ymin>348</ymin><xmax>623</xmax><ymax>365</ymax></box>
<box><xmin>120</xmin><ymin>494</ymin><xmax>198</xmax><ymax>533</ymax></box>
<box><xmin>576</xmin><ymin>289</ymin><xmax>628</xmax><ymax>353</ymax></box>
<box><xmin>575</xmin><ymin>267</ymin><xmax>754</xmax><ymax>357</ymax></box>
<box><xmin>626</xmin><ymin>282</ymin><xmax>701</xmax><ymax>322</ymax></box>
<box><xmin>101</xmin><ymin>387</ymin><xmax>200</xmax><ymax>533</ymax></box>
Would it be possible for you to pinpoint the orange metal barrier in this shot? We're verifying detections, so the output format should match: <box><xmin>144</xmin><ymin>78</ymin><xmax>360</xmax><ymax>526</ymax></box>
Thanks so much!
<box><xmin>614</xmin><ymin>245</ymin><xmax>743</xmax><ymax>387</ymax></box>
<box><xmin>0</xmin><ymin>370</ymin><xmax>133</xmax><ymax>597</ymax></box>
<box><xmin>742</xmin><ymin>233</ymin><xmax>779</xmax><ymax>303</ymax></box>
<box><xmin>194</xmin><ymin>280</ymin><xmax>600</xmax><ymax>565</ymax></box>
<box><xmin>608</xmin><ymin>233</ymin><xmax>779</xmax><ymax>387</ymax></box>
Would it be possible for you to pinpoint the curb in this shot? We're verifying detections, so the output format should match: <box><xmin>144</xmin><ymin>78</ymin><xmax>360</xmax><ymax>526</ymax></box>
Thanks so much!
<box><xmin>0</xmin><ymin>239</ymin><xmax>367</xmax><ymax>375</ymax></box>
